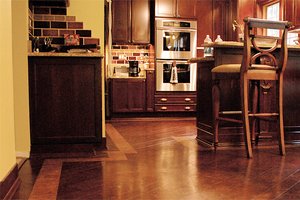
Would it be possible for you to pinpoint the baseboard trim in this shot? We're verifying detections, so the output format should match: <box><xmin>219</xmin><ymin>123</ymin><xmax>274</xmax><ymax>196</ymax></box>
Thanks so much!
<box><xmin>16</xmin><ymin>151</ymin><xmax>30</xmax><ymax>158</ymax></box>
<box><xmin>0</xmin><ymin>164</ymin><xmax>21</xmax><ymax>200</ymax></box>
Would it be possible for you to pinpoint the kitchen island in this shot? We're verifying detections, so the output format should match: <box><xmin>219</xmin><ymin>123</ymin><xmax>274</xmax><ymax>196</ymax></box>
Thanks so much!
<box><xmin>28</xmin><ymin>52</ymin><xmax>104</xmax><ymax>148</ymax></box>
<box><xmin>195</xmin><ymin>42</ymin><xmax>300</xmax><ymax>146</ymax></box>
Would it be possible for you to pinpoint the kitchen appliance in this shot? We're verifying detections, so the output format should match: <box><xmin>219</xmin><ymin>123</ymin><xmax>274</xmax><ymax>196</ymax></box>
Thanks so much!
<box><xmin>156</xmin><ymin>60</ymin><xmax>197</xmax><ymax>91</ymax></box>
<box><xmin>128</xmin><ymin>60</ymin><xmax>141</xmax><ymax>77</ymax></box>
<box><xmin>155</xmin><ymin>18</ymin><xmax>197</xmax><ymax>91</ymax></box>
<box><xmin>155</xmin><ymin>18</ymin><xmax>197</xmax><ymax>60</ymax></box>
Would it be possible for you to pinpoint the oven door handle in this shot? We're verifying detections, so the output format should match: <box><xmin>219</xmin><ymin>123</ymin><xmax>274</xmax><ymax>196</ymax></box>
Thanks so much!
<box><xmin>157</xmin><ymin>28</ymin><xmax>197</xmax><ymax>32</ymax></box>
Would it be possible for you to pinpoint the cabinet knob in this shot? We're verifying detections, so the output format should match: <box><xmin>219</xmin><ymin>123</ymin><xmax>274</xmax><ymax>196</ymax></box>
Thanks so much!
<box><xmin>161</xmin><ymin>106</ymin><xmax>168</xmax><ymax>110</ymax></box>
<box><xmin>185</xmin><ymin>106</ymin><xmax>191</xmax><ymax>110</ymax></box>
<box><xmin>185</xmin><ymin>98</ymin><xmax>191</xmax><ymax>102</ymax></box>
<box><xmin>160</xmin><ymin>98</ymin><xmax>167</xmax><ymax>102</ymax></box>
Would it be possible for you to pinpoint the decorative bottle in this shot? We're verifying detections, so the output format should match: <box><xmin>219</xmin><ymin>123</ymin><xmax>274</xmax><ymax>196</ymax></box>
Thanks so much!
<box><xmin>215</xmin><ymin>35</ymin><xmax>223</xmax><ymax>42</ymax></box>
<box><xmin>204</xmin><ymin>35</ymin><xmax>213</xmax><ymax>57</ymax></box>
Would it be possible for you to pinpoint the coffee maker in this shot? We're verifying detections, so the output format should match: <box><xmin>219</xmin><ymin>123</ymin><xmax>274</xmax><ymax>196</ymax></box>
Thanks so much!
<box><xmin>128</xmin><ymin>61</ymin><xmax>140</xmax><ymax>77</ymax></box>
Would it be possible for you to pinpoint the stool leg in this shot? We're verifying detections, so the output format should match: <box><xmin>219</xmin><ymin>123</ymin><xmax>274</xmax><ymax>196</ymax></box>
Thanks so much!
<box><xmin>241</xmin><ymin>76</ymin><xmax>253</xmax><ymax>158</ymax></box>
<box><xmin>278</xmin><ymin>77</ymin><xmax>286</xmax><ymax>156</ymax></box>
<box><xmin>212</xmin><ymin>80</ymin><xmax>220</xmax><ymax>149</ymax></box>
<box><xmin>250</xmin><ymin>81</ymin><xmax>258</xmax><ymax>145</ymax></box>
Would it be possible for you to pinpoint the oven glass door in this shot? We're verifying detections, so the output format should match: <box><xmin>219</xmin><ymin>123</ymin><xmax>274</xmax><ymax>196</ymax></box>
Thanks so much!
<box><xmin>163</xmin><ymin>32</ymin><xmax>191</xmax><ymax>52</ymax></box>
<box><xmin>156</xmin><ymin>60</ymin><xmax>196</xmax><ymax>91</ymax></box>
<box><xmin>156</xmin><ymin>30</ymin><xmax>196</xmax><ymax>60</ymax></box>
<box><xmin>163</xmin><ymin>63</ymin><xmax>190</xmax><ymax>83</ymax></box>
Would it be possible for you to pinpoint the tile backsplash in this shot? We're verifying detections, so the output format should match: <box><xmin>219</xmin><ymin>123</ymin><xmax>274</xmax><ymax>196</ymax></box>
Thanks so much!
<box><xmin>109</xmin><ymin>44</ymin><xmax>155</xmax><ymax>77</ymax></box>
<box><xmin>111</xmin><ymin>44</ymin><xmax>155</xmax><ymax>66</ymax></box>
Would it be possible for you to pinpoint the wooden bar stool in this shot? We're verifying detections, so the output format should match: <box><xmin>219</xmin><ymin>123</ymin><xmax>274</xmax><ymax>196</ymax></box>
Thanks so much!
<box><xmin>212</xmin><ymin>17</ymin><xmax>291</xmax><ymax>158</ymax></box>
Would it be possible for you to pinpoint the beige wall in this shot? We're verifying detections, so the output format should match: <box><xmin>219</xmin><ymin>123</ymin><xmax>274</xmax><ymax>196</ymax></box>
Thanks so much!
<box><xmin>68</xmin><ymin>0</ymin><xmax>106</xmax><ymax>136</ymax></box>
<box><xmin>1</xmin><ymin>1</ymin><xmax>106</xmax><ymax>174</ymax></box>
<box><xmin>0</xmin><ymin>0</ymin><xmax>17</xmax><ymax>180</ymax></box>
<box><xmin>12</xmin><ymin>0</ymin><xmax>31</xmax><ymax>157</ymax></box>
<box><xmin>68</xmin><ymin>0</ymin><xmax>105</xmax><ymax>54</ymax></box>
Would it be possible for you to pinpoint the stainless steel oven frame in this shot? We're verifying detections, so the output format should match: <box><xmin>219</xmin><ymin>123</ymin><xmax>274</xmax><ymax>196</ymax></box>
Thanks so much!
<box><xmin>156</xmin><ymin>60</ymin><xmax>197</xmax><ymax>92</ymax></box>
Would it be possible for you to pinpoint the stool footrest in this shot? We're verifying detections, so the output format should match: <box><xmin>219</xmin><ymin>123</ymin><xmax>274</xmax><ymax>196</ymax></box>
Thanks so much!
<box><xmin>217</xmin><ymin>117</ymin><xmax>243</xmax><ymax>124</ymax></box>
<box><xmin>248</xmin><ymin>113</ymin><xmax>279</xmax><ymax>117</ymax></box>
<box><xmin>219</xmin><ymin>111</ymin><xmax>242</xmax><ymax>115</ymax></box>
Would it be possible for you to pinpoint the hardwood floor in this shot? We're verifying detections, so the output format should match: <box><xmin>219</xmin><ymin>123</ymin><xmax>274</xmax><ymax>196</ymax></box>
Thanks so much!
<box><xmin>13</xmin><ymin>118</ymin><xmax>300</xmax><ymax>200</ymax></box>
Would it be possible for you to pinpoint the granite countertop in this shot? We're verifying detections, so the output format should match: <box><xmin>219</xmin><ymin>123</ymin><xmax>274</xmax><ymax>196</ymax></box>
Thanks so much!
<box><xmin>201</xmin><ymin>41</ymin><xmax>300</xmax><ymax>51</ymax></box>
<box><xmin>202</xmin><ymin>41</ymin><xmax>243</xmax><ymax>48</ymax></box>
<box><xmin>109</xmin><ymin>75</ymin><xmax>146</xmax><ymax>79</ymax></box>
<box><xmin>28</xmin><ymin>52</ymin><xmax>103</xmax><ymax>57</ymax></box>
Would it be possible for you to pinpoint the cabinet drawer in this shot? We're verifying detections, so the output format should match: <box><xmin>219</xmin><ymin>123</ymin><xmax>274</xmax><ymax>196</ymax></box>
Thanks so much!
<box><xmin>155</xmin><ymin>104</ymin><xmax>196</xmax><ymax>112</ymax></box>
<box><xmin>155</xmin><ymin>96</ymin><xmax>196</xmax><ymax>104</ymax></box>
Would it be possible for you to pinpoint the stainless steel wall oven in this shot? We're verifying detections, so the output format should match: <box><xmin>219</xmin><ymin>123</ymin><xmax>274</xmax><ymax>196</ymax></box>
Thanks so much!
<box><xmin>156</xmin><ymin>60</ymin><xmax>197</xmax><ymax>91</ymax></box>
<box><xmin>155</xmin><ymin>18</ymin><xmax>197</xmax><ymax>91</ymax></box>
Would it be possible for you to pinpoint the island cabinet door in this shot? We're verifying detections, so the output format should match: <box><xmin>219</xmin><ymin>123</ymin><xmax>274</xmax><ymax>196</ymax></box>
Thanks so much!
<box><xmin>28</xmin><ymin>57</ymin><xmax>102</xmax><ymax>144</ymax></box>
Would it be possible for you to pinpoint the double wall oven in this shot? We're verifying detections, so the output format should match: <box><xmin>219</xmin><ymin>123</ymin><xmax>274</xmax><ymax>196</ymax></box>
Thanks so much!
<box><xmin>155</xmin><ymin>18</ymin><xmax>197</xmax><ymax>91</ymax></box>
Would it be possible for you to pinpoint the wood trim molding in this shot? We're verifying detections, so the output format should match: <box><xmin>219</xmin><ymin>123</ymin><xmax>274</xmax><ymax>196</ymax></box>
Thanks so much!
<box><xmin>0</xmin><ymin>164</ymin><xmax>21</xmax><ymax>200</ymax></box>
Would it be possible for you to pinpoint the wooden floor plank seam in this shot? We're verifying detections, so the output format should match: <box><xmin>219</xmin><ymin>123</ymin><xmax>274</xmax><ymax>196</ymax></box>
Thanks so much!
<box><xmin>105</xmin><ymin>123</ymin><xmax>137</xmax><ymax>154</ymax></box>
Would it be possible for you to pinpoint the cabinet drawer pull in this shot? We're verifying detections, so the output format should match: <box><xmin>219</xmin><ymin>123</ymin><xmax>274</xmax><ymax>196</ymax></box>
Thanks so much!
<box><xmin>185</xmin><ymin>106</ymin><xmax>191</xmax><ymax>110</ymax></box>
<box><xmin>185</xmin><ymin>98</ymin><xmax>191</xmax><ymax>102</ymax></box>
<box><xmin>161</xmin><ymin>106</ymin><xmax>168</xmax><ymax>110</ymax></box>
<box><xmin>160</xmin><ymin>98</ymin><xmax>167</xmax><ymax>102</ymax></box>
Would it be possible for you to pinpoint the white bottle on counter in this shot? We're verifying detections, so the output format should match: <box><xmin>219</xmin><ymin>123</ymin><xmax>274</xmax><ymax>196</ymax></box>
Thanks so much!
<box><xmin>204</xmin><ymin>35</ymin><xmax>213</xmax><ymax>57</ymax></box>
<box><xmin>204</xmin><ymin>35</ymin><xmax>212</xmax><ymax>43</ymax></box>
<box><xmin>215</xmin><ymin>35</ymin><xmax>223</xmax><ymax>42</ymax></box>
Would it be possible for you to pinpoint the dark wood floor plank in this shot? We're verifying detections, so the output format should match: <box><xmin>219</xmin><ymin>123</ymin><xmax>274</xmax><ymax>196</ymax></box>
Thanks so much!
<box><xmin>29</xmin><ymin>160</ymin><xmax>62</xmax><ymax>200</ymax></box>
<box><xmin>57</xmin><ymin>161</ymin><xmax>103</xmax><ymax>200</ymax></box>
<box><xmin>13</xmin><ymin>119</ymin><xmax>300</xmax><ymax>200</ymax></box>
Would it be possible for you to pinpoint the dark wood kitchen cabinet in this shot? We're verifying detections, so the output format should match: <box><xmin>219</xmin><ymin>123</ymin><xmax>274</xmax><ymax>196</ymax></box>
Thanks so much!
<box><xmin>146</xmin><ymin>70</ymin><xmax>155</xmax><ymax>112</ymax></box>
<box><xmin>196</xmin><ymin>0</ymin><xmax>236</xmax><ymax>55</ymax></box>
<box><xmin>111</xmin><ymin>78</ymin><xmax>146</xmax><ymax>113</ymax></box>
<box><xmin>28</xmin><ymin>56</ymin><xmax>103</xmax><ymax>145</ymax></box>
<box><xmin>155</xmin><ymin>0</ymin><xmax>196</xmax><ymax>19</ymax></box>
<box><xmin>112</xmin><ymin>0</ymin><xmax>150</xmax><ymax>44</ymax></box>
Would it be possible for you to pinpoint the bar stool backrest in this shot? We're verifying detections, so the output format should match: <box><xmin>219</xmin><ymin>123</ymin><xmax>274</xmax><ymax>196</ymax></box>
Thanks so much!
<box><xmin>242</xmin><ymin>17</ymin><xmax>292</xmax><ymax>74</ymax></box>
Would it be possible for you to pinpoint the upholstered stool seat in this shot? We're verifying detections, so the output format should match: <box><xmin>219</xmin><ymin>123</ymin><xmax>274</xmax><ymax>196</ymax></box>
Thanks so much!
<box><xmin>211</xmin><ymin>64</ymin><xmax>241</xmax><ymax>73</ymax></box>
